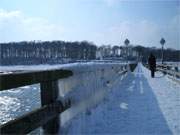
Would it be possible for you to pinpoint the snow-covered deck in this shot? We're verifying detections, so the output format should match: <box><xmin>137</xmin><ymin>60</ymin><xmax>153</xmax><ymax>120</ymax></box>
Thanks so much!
<box><xmin>61</xmin><ymin>63</ymin><xmax>180</xmax><ymax>135</ymax></box>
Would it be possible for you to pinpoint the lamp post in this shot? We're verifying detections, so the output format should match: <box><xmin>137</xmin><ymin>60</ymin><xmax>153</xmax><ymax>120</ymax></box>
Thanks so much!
<box><xmin>160</xmin><ymin>38</ymin><xmax>165</xmax><ymax>64</ymax></box>
<box><xmin>124</xmin><ymin>39</ymin><xmax>130</xmax><ymax>63</ymax></box>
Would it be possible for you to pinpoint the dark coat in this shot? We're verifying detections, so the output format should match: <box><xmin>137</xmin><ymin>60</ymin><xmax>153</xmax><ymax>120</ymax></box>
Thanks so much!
<box><xmin>148</xmin><ymin>54</ymin><xmax>156</xmax><ymax>70</ymax></box>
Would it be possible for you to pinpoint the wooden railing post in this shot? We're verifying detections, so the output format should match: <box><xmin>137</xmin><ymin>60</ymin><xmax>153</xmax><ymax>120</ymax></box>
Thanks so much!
<box><xmin>40</xmin><ymin>80</ymin><xmax>60</xmax><ymax>134</ymax></box>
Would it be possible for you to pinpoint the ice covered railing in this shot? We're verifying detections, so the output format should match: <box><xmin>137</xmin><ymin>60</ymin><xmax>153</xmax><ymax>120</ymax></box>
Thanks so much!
<box><xmin>144</xmin><ymin>62</ymin><xmax>180</xmax><ymax>82</ymax></box>
<box><xmin>0</xmin><ymin>62</ymin><xmax>137</xmax><ymax>134</ymax></box>
<box><xmin>157</xmin><ymin>63</ymin><xmax>179</xmax><ymax>72</ymax></box>
<box><xmin>58</xmin><ymin>63</ymin><xmax>132</xmax><ymax>126</ymax></box>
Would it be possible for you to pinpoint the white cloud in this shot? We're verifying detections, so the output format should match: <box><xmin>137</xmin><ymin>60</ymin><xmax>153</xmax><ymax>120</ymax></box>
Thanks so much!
<box><xmin>94</xmin><ymin>17</ymin><xmax>180</xmax><ymax>49</ymax></box>
<box><xmin>0</xmin><ymin>9</ymin><xmax>179</xmax><ymax>49</ymax></box>
<box><xmin>0</xmin><ymin>9</ymin><xmax>65</xmax><ymax>42</ymax></box>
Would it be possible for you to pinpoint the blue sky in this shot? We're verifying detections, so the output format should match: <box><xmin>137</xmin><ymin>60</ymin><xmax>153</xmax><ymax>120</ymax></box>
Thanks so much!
<box><xmin>0</xmin><ymin>0</ymin><xmax>179</xmax><ymax>49</ymax></box>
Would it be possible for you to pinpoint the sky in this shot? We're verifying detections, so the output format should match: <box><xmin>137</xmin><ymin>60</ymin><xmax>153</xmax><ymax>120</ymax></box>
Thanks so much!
<box><xmin>0</xmin><ymin>0</ymin><xmax>179</xmax><ymax>49</ymax></box>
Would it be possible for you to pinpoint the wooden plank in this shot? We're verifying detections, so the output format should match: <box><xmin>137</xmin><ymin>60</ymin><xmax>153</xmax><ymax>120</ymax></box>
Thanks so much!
<box><xmin>0</xmin><ymin>69</ymin><xmax>73</xmax><ymax>91</ymax></box>
<box><xmin>0</xmin><ymin>101</ymin><xmax>63</xmax><ymax>134</ymax></box>
<box><xmin>40</xmin><ymin>80</ymin><xmax>60</xmax><ymax>134</ymax></box>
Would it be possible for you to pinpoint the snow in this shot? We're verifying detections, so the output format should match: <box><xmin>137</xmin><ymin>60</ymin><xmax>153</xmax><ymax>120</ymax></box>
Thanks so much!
<box><xmin>0</xmin><ymin>61</ymin><xmax>127</xmax><ymax>72</ymax></box>
<box><xmin>0</xmin><ymin>62</ymin><xmax>179</xmax><ymax>135</ymax></box>
<box><xmin>61</xmin><ymin>63</ymin><xmax>180</xmax><ymax>135</ymax></box>
<box><xmin>58</xmin><ymin>63</ymin><xmax>127</xmax><ymax>126</ymax></box>
<box><xmin>142</xmin><ymin>64</ymin><xmax>180</xmax><ymax>135</ymax></box>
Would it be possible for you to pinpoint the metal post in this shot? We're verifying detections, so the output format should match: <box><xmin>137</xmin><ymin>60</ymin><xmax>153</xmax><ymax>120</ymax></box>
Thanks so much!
<box><xmin>40</xmin><ymin>81</ymin><xmax>60</xmax><ymax>134</ymax></box>
<box><xmin>126</xmin><ymin>45</ymin><xmax>128</xmax><ymax>64</ymax></box>
<box><xmin>161</xmin><ymin>44</ymin><xmax>164</xmax><ymax>64</ymax></box>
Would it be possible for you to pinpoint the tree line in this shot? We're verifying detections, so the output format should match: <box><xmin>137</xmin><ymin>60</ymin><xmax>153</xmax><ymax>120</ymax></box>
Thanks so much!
<box><xmin>0</xmin><ymin>40</ymin><xmax>97</xmax><ymax>65</ymax></box>
<box><xmin>0</xmin><ymin>40</ymin><xmax>179</xmax><ymax>65</ymax></box>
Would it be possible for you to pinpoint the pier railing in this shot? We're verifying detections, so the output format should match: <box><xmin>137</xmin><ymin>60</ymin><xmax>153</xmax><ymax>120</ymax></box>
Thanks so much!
<box><xmin>0</xmin><ymin>62</ymin><xmax>137</xmax><ymax>134</ymax></box>
<box><xmin>144</xmin><ymin>63</ymin><xmax>180</xmax><ymax>78</ymax></box>
<box><xmin>0</xmin><ymin>69</ymin><xmax>73</xmax><ymax>134</ymax></box>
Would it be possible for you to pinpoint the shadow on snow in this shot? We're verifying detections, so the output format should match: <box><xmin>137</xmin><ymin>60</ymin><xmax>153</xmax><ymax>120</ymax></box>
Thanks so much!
<box><xmin>105</xmin><ymin>69</ymin><xmax>172</xmax><ymax>134</ymax></box>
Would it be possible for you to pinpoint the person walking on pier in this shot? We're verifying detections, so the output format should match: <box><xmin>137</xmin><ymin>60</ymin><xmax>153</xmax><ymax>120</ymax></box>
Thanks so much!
<box><xmin>148</xmin><ymin>53</ymin><xmax>156</xmax><ymax>78</ymax></box>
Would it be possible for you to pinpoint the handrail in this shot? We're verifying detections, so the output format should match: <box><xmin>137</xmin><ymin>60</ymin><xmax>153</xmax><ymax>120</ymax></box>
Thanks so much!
<box><xmin>1</xmin><ymin>101</ymin><xmax>62</xmax><ymax>134</ymax></box>
<box><xmin>156</xmin><ymin>68</ymin><xmax>180</xmax><ymax>78</ymax></box>
<box><xmin>144</xmin><ymin>64</ymin><xmax>180</xmax><ymax>78</ymax></box>
<box><xmin>0</xmin><ymin>69</ymin><xmax>73</xmax><ymax>91</ymax></box>
<box><xmin>157</xmin><ymin>64</ymin><xmax>179</xmax><ymax>71</ymax></box>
